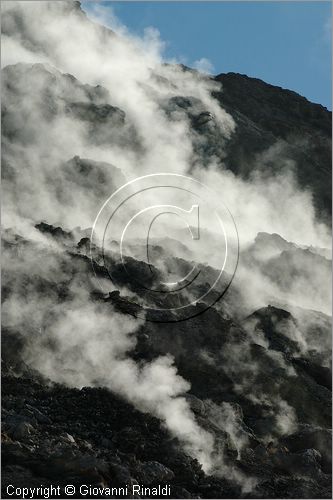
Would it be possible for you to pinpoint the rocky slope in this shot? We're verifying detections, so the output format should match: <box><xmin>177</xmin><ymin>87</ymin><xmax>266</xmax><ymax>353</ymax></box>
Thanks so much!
<box><xmin>2</xmin><ymin>372</ymin><xmax>331</xmax><ymax>499</ymax></box>
<box><xmin>214</xmin><ymin>73</ymin><xmax>332</xmax><ymax>222</ymax></box>
<box><xmin>1</xmin><ymin>1</ymin><xmax>332</xmax><ymax>498</ymax></box>
<box><xmin>2</xmin><ymin>224</ymin><xmax>332</xmax><ymax>498</ymax></box>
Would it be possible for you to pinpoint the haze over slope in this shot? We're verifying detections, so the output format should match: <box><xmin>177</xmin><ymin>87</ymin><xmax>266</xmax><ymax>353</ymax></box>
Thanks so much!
<box><xmin>1</xmin><ymin>2</ymin><xmax>332</xmax><ymax>498</ymax></box>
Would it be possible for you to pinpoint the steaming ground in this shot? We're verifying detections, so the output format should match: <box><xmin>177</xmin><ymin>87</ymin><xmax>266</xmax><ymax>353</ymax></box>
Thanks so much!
<box><xmin>1</xmin><ymin>1</ymin><xmax>332</xmax><ymax>498</ymax></box>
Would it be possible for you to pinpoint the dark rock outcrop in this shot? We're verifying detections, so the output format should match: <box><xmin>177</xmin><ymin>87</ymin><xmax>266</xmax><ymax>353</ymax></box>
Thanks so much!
<box><xmin>214</xmin><ymin>72</ymin><xmax>332</xmax><ymax>221</ymax></box>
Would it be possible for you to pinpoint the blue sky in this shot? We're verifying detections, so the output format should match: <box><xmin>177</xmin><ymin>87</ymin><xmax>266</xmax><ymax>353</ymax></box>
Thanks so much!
<box><xmin>82</xmin><ymin>1</ymin><xmax>332</xmax><ymax>109</ymax></box>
